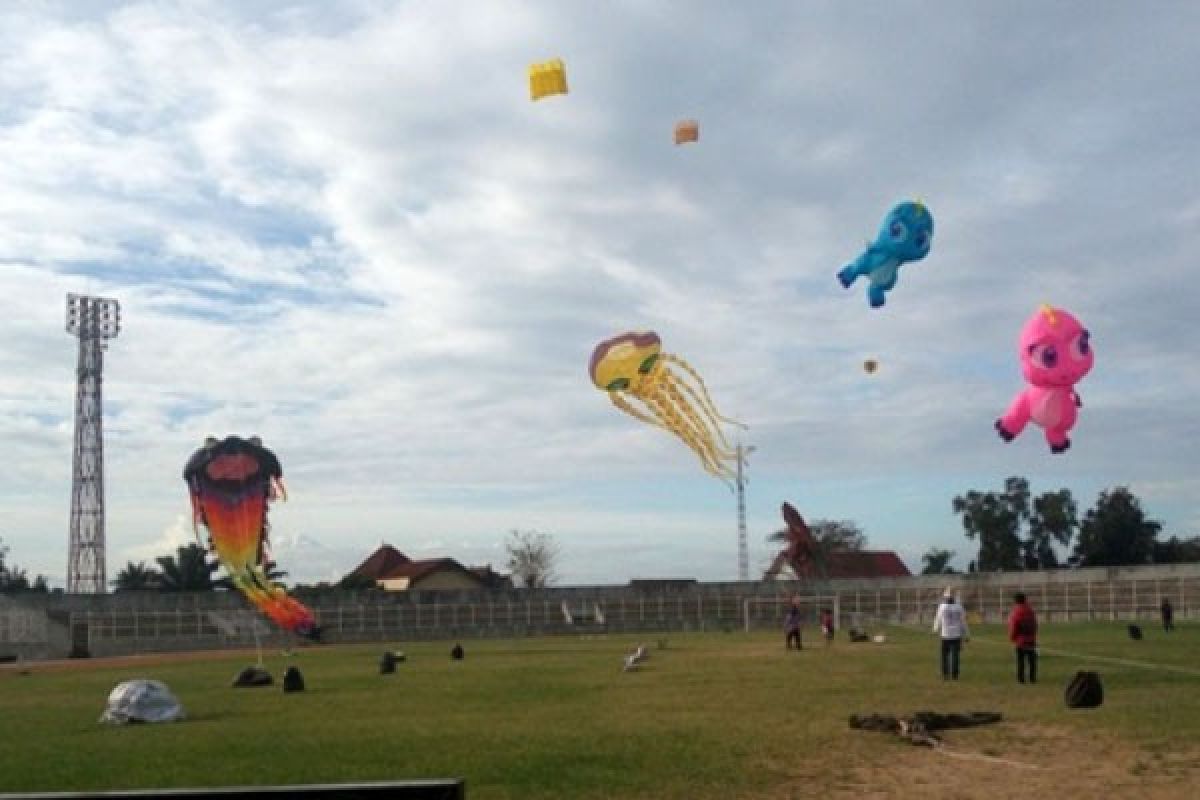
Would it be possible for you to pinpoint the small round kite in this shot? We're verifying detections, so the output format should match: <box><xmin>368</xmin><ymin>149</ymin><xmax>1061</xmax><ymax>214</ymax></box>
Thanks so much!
<box><xmin>995</xmin><ymin>304</ymin><xmax>1094</xmax><ymax>453</ymax></box>
<box><xmin>589</xmin><ymin>331</ymin><xmax>744</xmax><ymax>483</ymax></box>
<box><xmin>529</xmin><ymin>58</ymin><xmax>568</xmax><ymax>101</ymax></box>
<box><xmin>863</xmin><ymin>359</ymin><xmax>878</xmax><ymax>374</ymax></box>
<box><xmin>674</xmin><ymin>120</ymin><xmax>699</xmax><ymax>145</ymax></box>
<box><xmin>837</xmin><ymin>201</ymin><xmax>934</xmax><ymax>308</ymax></box>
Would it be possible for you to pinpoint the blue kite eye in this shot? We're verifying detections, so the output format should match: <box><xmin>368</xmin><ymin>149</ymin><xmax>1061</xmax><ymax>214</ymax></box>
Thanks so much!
<box><xmin>889</xmin><ymin>221</ymin><xmax>907</xmax><ymax>240</ymax></box>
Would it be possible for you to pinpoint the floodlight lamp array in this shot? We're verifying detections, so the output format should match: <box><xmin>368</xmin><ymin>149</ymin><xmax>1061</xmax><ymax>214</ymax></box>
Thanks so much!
<box><xmin>66</xmin><ymin>293</ymin><xmax>121</xmax><ymax>339</ymax></box>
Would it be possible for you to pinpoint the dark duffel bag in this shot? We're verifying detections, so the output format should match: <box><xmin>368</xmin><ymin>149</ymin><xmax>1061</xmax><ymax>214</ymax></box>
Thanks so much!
<box><xmin>1065</xmin><ymin>670</ymin><xmax>1103</xmax><ymax>709</ymax></box>
<box><xmin>1127</xmin><ymin>624</ymin><xmax>1143</xmax><ymax>640</ymax></box>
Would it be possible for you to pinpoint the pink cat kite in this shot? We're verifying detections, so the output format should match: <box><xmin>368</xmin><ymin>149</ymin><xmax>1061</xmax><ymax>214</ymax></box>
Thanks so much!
<box><xmin>995</xmin><ymin>304</ymin><xmax>1093</xmax><ymax>454</ymax></box>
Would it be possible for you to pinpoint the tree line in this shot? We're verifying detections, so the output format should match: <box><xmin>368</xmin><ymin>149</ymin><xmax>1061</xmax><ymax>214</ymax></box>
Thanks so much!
<box><xmin>0</xmin><ymin>538</ymin><xmax>49</xmax><ymax>593</ymax></box>
<box><xmin>941</xmin><ymin>476</ymin><xmax>1198</xmax><ymax>573</ymax></box>
<box><xmin>4</xmin><ymin>479</ymin><xmax>1196</xmax><ymax>595</ymax></box>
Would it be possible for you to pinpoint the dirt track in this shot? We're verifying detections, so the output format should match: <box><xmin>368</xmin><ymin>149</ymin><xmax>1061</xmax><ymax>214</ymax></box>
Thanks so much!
<box><xmin>755</xmin><ymin>723</ymin><xmax>1200</xmax><ymax>800</ymax></box>
<box><xmin>0</xmin><ymin>647</ymin><xmax>267</xmax><ymax>673</ymax></box>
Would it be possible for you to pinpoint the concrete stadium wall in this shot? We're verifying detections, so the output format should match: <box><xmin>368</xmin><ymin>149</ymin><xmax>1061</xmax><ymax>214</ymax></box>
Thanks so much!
<box><xmin>2</xmin><ymin>562</ymin><xmax>1198</xmax><ymax>661</ymax></box>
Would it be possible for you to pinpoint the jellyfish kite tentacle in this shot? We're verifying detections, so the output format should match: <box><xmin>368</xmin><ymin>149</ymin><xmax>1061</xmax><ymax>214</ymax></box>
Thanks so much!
<box><xmin>609</xmin><ymin>392</ymin><xmax>672</xmax><ymax>433</ymax></box>
<box><xmin>661</xmin><ymin>354</ymin><xmax>746</xmax><ymax>430</ymax></box>
<box><xmin>667</xmin><ymin>372</ymin><xmax>740</xmax><ymax>454</ymax></box>
<box><xmin>641</xmin><ymin>386</ymin><xmax>735</xmax><ymax>482</ymax></box>
<box><xmin>657</xmin><ymin>376</ymin><xmax>737</xmax><ymax>462</ymax></box>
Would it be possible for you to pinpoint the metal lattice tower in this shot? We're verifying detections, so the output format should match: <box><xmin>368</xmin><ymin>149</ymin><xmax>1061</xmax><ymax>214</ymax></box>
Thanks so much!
<box><xmin>65</xmin><ymin>293</ymin><xmax>121</xmax><ymax>594</ymax></box>
<box><xmin>735</xmin><ymin>443</ymin><xmax>756</xmax><ymax>581</ymax></box>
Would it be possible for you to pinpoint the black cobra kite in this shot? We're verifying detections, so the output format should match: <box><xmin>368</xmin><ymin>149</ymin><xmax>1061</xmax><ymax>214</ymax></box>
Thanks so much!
<box><xmin>183</xmin><ymin>435</ymin><xmax>317</xmax><ymax>637</ymax></box>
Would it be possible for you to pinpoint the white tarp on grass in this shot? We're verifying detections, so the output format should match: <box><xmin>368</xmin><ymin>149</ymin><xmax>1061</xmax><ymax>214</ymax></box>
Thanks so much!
<box><xmin>100</xmin><ymin>679</ymin><xmax>186</xmax><ymax>725</ymax></box>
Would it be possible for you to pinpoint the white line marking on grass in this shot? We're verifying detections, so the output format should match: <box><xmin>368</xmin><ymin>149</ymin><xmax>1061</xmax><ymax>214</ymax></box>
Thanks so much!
<box><xmin>889</xmin><ymin>625</ymin><xmax>1200</xmax><ymax>677</ymax></box>
<box><xmin>1027</xmin><ymin>646</ymin><xmax>1200</xmax><ymax>677</ymax></box>
<box><xmin>958</xmin><ymin>632</ymin><xmax>1200</xmax><ymax>677</ymax></box>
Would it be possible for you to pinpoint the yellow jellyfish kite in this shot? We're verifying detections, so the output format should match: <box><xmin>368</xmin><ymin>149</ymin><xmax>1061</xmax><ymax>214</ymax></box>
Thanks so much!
<box><xmin>589</xmin><ymin>331</ymin><xmax>745</xmax><ymax>482</ymax></box>
<box><xmin>529</xmin><ymin>58</ymin><xmax>568</xmax><ymax>101</ymax></box>
<box><xmin>674</xmin><ymin>119</ymin><xmax>699</xmax><ymax>145</ymax></box>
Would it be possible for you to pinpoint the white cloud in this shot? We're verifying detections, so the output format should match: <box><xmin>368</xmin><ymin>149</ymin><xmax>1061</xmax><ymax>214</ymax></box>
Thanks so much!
<box><xmin>2</xmin><ymin>1</ymin><xmax>1199</xmax><ymax>587</ymax></box>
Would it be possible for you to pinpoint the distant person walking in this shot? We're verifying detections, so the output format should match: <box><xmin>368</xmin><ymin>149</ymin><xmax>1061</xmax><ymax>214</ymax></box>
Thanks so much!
<box><xmin>1161</xmin><ymin>598</ymin><xmax>1175</xmax><ymax>632</ymax></box>
<box><xmin>932</xmin><ymin>588</ymin><xmax>969</xmax><ymax>680</ymax></box>
<box><xmin>784</xmin><ymin>600</ymin><xmax>803</xmax><ymax>650</ymax></box>
<box><xmin>1007</xmin><ymin>592</ymin><xmax>1039</xmax><ymax>684</ymax></box>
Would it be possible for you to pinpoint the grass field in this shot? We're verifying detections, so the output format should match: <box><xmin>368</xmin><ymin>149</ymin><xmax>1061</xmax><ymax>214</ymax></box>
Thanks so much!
<box><xmin>1</xmin><ymin>622</ymin><xmax>1198</xmax><ymax>799</ymax></box>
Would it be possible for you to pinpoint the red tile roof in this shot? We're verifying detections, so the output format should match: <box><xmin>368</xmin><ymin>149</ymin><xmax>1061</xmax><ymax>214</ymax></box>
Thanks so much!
<box><xmin>347</xmin><ymin>546</ymin><xmax>493</xmax><ymax>588</ymax></box>
<box><xmin>816</xmin><ymin>550</ymin><xmax>912</xmax><ymax>579</ymax></box>
<box><xmin>381</xmin><ymin>558</ymin><xmax>475</xmax><ymax>583</ymax></box>
<box><xmin>346</xmin><ymin>545</ymin><xmax>411</xmax><ymax>581</ymax></box>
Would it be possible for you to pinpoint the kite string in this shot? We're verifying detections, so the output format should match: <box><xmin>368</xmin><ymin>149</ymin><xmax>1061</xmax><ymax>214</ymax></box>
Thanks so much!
<box><xmin>932</xmin><ymin>742</ymin><xmax>1043</xmax><ymax>770</ymax></box>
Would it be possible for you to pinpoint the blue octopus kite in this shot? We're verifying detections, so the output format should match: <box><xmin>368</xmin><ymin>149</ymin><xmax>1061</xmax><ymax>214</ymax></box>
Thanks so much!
<box><xmin>837</xmin><ymin>201</ymin><xmax>934</xmax><ymax>308</ymax></box>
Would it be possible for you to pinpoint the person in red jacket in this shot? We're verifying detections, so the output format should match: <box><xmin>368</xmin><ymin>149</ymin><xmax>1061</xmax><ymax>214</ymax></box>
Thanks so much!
<box><xmin>1007</xmin><ymin>592</ymin><xmax>1038</xmax><ymax>684</ymax></box>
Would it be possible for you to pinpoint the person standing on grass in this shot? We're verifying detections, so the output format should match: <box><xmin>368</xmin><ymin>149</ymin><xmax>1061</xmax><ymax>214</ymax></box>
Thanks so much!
<box><xmin>820</xmin><ymin>608</ymin><xmax>835</xmax><ymax>645</ymax></box>
<box><xmin>932</xmin><ymin>588</ymin><xmax>968</xmax><ymax>680</ymax></box>
<box><xmin>1161</xmin><ymin>597</ymin><xmax>1175</xmax><ymax>632</ymax></box>
<box><xmin>1007</xmin><ymin>592</ymin><xmax>1039</xmax><ymax>684</ymax></box>
<box><xmin>784</xmin><ymin>599</ymin><xmax>803</xmax><ymax>650</ymax></box>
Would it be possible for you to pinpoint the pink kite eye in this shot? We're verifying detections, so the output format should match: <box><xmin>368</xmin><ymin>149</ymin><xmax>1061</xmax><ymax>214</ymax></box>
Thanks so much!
<box><xmin>1069</xmin><ymin>330</ymin><xmax>1091</xmax><ymax>360</ymax></box>
<box><xmin>1028</xmin><ymin>343</ymin><xmax>1058</xmax><ymax>369</ymax></box>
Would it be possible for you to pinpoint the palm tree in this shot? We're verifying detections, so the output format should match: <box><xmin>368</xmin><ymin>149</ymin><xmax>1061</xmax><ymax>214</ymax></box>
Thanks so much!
<box><xmin>213</xmin><ymin>559</ymin><xmax>288</xmax><ymax>591</ymax></box>
<box><xmin>155</xmin><ymin>544</ymin><xmax>219</xmax><ymax>591</ymax></box>
<box><xmin>112</xmin><ymin>561</ymin><xmax>161</xmax><ymax>591</ymax></box>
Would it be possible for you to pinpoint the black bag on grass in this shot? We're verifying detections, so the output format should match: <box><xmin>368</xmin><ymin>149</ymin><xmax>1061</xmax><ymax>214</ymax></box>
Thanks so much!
<box><xmin>282</xmin><ymin>666</ymin><xmax>305</xmax><ymax>693</ymax></box>
<box><xmin>1127</xmin><ymin>624</ymin><xmax>1143</xmax><ymax>640</ymax></box>
<box><xmin>1065</xmin><ymin>670</ymin><xmax>1103</xmax><ymax>709</ymax></box>
<box><xmin>232</xmin><ymin>666</ymin><xmax>272</xmax><ymax>687</ymax></box>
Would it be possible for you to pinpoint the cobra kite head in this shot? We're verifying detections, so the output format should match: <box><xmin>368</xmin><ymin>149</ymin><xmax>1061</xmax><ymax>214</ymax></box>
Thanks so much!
<box><xmin>183</xmin><ymin>435</ymin><xmax>283</xmax><ymax>492</ymax></box>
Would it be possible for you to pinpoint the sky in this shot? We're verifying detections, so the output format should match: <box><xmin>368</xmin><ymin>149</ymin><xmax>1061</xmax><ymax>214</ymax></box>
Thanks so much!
<box><xmin>1</xmin><ymin>1</ymin><xmax>1198</xmax><ymax>588</ymax></box>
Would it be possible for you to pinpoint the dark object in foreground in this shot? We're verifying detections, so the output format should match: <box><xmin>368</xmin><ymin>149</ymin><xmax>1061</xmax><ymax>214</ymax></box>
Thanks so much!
<box><xmin>232</xmin><ymin>666</ymin><xmax>273</xmax><ymax>687</ymax></box>
<box><xmin>282</xmin><ymin>666</ymin><xmax>305</xmax><ymax>693</ymax></box>
<box><xmin>0</xmin><ymin>778</ymin><xmax>465</xmax><ymax>799</ymax></box>
<box><xmin>849</xmin><ymin>711</ymin><xmax>1002</xmax><ymax>747</ymax></box>
<box><xmin>1127</xmin><ymin>624</ymin><xmax>1143</xmax><ymax>641</ymax></box>
<box><xmin>380</xmin><ymin>651</ymin><xmax>406</xmax><ymax>674</ymax></box>
<box><xmin>451</xmin><ymin>644</ymin><xmax>464</xmax><ymax>661</ymax></box>
<box><xmin>847</xmin><ymin>628</ymin><xmax>870</xmax><ymax>643</ymax></box>
<box><xmin>1065</xmin><ymin>670</ymin><xmax>1104</xmax><ymax>709</ymax></box>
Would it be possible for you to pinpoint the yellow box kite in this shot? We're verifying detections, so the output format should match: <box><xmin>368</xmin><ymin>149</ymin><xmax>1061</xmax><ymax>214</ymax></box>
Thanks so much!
<box><xmin>529</xmin><ymin>58</ymin><xmax>568</xmax><ymax>101</ymax></box>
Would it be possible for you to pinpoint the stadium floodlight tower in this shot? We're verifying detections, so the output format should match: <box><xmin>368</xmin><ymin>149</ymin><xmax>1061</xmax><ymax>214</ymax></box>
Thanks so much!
<box><xmin>735</xmin><ymin>442</ymin><xmax>756</xmax><ymax>582</ymax></box>
<box><xmin>65</xmin><ymin>292</ymin><xmax>121</xmax><ymax>594</ymax></box>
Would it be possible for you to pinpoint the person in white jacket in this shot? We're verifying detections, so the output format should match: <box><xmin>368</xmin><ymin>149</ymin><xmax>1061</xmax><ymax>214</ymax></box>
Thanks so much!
<box><xmin>932</xmin><ymin>589</ymin><xmax>969</xmax><ymax>680</ymax></box>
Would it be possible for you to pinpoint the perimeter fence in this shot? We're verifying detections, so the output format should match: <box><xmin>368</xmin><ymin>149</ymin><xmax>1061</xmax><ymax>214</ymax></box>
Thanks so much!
<box><xmin>2</xmin><ymin>563</ymin><xmax>1198</xmax><ymax>660</ymax></box>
